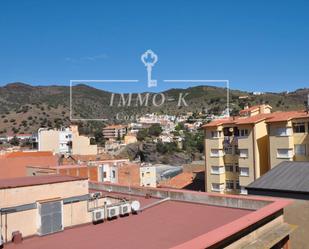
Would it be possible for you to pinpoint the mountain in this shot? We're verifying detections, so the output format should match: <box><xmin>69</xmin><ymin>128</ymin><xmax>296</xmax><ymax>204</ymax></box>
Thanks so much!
<box><xmin>0</xmin><ymin>82</ymin><xmax>308</xmax><ymax>134</ymax></box>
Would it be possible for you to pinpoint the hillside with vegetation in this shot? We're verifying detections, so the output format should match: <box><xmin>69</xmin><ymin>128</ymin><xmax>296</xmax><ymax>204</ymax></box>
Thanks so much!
<box><xmin>0</xmin><ymin>82</ymin><xmax>308</xmax><ymax>134</ymax></box>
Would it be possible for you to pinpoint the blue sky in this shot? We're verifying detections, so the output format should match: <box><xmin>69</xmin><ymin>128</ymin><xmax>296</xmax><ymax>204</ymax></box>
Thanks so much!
<box><xmin>0</xmin><ymin>0</ymin><xmax>309</xmax><ymax>93</ymax></box>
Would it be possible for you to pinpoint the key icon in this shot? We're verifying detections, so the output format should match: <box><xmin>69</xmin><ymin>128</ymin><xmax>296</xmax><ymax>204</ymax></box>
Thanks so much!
<box><xmin>141</xmin><ymin>50</ymin><xmax>158</xmax><ymax>87</ymax></box>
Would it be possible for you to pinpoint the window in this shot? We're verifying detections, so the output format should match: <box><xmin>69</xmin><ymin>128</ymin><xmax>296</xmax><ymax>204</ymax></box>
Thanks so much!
<box><xmin>293</xmin><ymin>123</ymin><xmax>305</xmax><ymax>133</ymax></box>
<box><xmin>235</xmin><ymin>164</ymin><xmax>239</xmax><ymax>173</ymax></box>
<box><xmin>295</xmin><ymin>144</ymin><xmax>306</xmax><ymax>156</ymax></box>
<box><xmin>224</xmin><ymin>146</ymin><xmax>233</xmax><ymax>155</ymax></box>
<box><xmin>239</xmin><ymin>149</ymin><xmax>248</xmax><ymax>158</ymax></box>
<box><xmin>112</xmin><ymin>170</ymin><xmax>116</xmax><ymax>178</ymax></box>
<box><xmin>276</xmin><ymin>127</ymin><xmax>292</xmax><ymax>136</ymax></box>
<box><xmin>225</xmin><ymin>165</ymin><xmax>234</xmax><ymax>172</ymax></box>
<box><xmin>211</xmin><ymin>166</ymin><xmax>225</xmax><ymax>175</ymax></box>
<box><xmin>225</xmin><ymin>180</ymin><xmax>234</xmax><ymax>190</ymax></box>
<box><xmin>239</xmin><ymin>167</ymin><xmax>249</xmax><ymax>176</ymax></box>
<box><xmin>210</xmin><ymin>149</ymin><xmax>223</xmax><ymax>157</ymax></box>
<box><xmin>235</xmin><ymin>180</ymin><xmax>240</xmax><ymax>189</ymax></box>
<box><xmin>239</xmin><ymin>129</ymin><xmax>249</xmax><ymax>137</ymax></box>
<box><xmin>211</xmin><ymin>183</ymin><xmax>224</xmax><ymax>192</ymax></box>
<box><xmin>277</xmin><ymin>149</ymin><xmax>293</xmax><ymax>159</ymax></box>
<box><xmin>103</xmin><ymin>172</ymin><xmax>107</xmax><ymax>178</ymax></box>
<box><xmin>211</xmin><ymin>131</ymin><xmax>222</xmax><ymax>138</ymax></box>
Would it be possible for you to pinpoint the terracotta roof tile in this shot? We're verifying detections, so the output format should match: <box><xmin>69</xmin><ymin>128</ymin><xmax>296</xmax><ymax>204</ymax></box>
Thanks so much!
<box><xmin>0</xmin><ymin>152</ymin><xmax>58</xmax><ymax>179</ymax></box>
<box><xmin>265</xmin><ymin>110</ymin><xmax>309</xmax><ymax>123</ymax></box>
<box><xmin>159</xmin><ymin>172</ymin><xmax>194</xmax><ymax>189</ymax></box>
<box><xmin>5</xmin><ymin>151</ymin><xmax>54</xmax><ymax>158</ymax></box>
<box><xmin>203</xmin><ymin>110</ymin><xmax>309</xmax><ymax>128</ymax></box>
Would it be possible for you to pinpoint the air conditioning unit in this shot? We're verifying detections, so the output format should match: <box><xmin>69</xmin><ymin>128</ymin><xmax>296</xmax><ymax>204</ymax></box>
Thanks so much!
<box><xmin>119</xmin><ymin>203</ymin><xmax>131</xmax><ymax>215</ymax></box>
<box><xmin>92</xmin><ymin>209</ymin><xmax>104</xmax><ymax>222</ymax></box>
<box><xmin>107</xmin><ymin>206</ymin><xmax>119</xmax><ymax>218</ymax></box>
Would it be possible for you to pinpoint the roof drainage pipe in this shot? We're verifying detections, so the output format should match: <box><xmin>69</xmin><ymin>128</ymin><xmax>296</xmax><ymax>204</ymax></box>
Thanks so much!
<box><xmin>139</xmin><ymin>197</ymin><xmax>171</xmax><ymax>212</ymax></box>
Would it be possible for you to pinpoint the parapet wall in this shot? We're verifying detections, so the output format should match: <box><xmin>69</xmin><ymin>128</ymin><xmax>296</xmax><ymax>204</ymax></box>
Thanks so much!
<box><xmin>90</xmin><ymin>182</ymin><xmax>271</xmax><ymax>210</ymax></box>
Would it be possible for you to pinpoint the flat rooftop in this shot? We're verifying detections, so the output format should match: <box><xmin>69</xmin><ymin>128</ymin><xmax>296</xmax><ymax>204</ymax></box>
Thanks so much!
<box><xmin>5</xmin><ymin>195</ymin><xmax>251</xmax><ymax>249</ymax></box>
<box><xmin>0</xmin><ymin>175</ymin><xmax>87</xmax><ymax>189</ymax></box>
<box><xmin>4</xmin><ymin>183</ymin><xmax>292</xmax><ymax>249</ymax></box>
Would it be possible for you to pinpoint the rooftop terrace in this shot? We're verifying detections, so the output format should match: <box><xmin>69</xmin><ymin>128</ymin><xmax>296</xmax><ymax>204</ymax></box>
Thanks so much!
<box><xmin>3</xmin><ymin>182</ymin><xmax>292</xmax><ymax>249</ymax></box>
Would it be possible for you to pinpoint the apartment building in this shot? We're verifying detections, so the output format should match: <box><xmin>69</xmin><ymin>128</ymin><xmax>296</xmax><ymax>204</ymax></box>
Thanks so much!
<box><xmin>38</xmin><ymin>125</ymin><xmax>97</xmax><ymax>155</ymax></box>
<box><xmin>204</xmin><ymin>103</ymin><xmax>309</xmax><ymax>195</ymax></box>
<box><xmin>203</xmin><ymin>105</ymin><xmax>271</xmax><ymax>194</ymax></box>
<box><xmin>267</xmin><ymin>111</ymin><xmax>309</xmax><ymax>168</ymax></box>
<box><xmin>102</xmin><ymin>125</ymin><xmax>127</xmax><ymax>140</ymax></box>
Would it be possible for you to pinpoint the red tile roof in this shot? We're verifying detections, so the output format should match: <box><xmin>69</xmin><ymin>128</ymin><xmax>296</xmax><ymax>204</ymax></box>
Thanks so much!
<box><xmin>0</xmin><ymin>151</ymin><xmax>58</xmax><ymax>179</ymax></box>
<box><xmin>159</xmin><ymin>172</ymin><xmax>194</xmax><ymax>189</ymax></box>
<box><xmin>203</xmin><ymin>114</ymin><xmax>271</xmax><ymax>127</ymax></box>
<box><xmin>265</xmin><ymin>110</ymin><xmax>309</xmax><ymax>123</ymax></box>
<box><xmin>203</xmin><ymin>110</ymin><xmax>309</xmax><ymax>128</ymax></box>
<box><xmin>5</xmin><ymin>151</ymin><xmax>54</xmax><ymax>158</ymax></box>
<box><xmin>0</xmin><ymin>175</ymin><xmax>87</xmax><ymax>189</ymax></box>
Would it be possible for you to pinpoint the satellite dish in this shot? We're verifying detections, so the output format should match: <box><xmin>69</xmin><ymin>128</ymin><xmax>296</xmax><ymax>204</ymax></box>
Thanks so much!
<box><xmin>131</xmin><ymin>201</ymin><xmax>141</xmax><ymax>212</ymax></box>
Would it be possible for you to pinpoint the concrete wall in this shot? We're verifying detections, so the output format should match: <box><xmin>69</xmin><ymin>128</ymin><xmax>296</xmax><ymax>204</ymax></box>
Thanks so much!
<box><xmin>72</xmin><ymin>135</ymin><xmax>97</xmax><ymax>155</ymax></box>
<box><xmin>269</xmin><ymin>121</ymin><xmax>294</xmax><ymax>168</ymax></box>
<box><xmin>140</xmin><ymin>167</ymin><xmax>156</xmax><ymax>187</ymax></box>
<box><xmin>238</xmin><ymin>124</ymin><xmax>255</xmax><ymax>187</ymax></box>
<box><xmin>56</xmin><ymin>167</ymin><xmax>99</xmax><ymax>181</ymax></box>
<box><xmin>205</xmin><ymin>126</ymin><xmax>225</xmax><ymax>192</ymax></box>
<box><xmin>117</xmin><ymin>163</ymin><xmax>140</xmax><ymax>187</ymax></box>
<box><xmin>284</xmin><ymin>199</ymin><xmax>309</xmax><ymax>249</ymax></box>
<box><xmin>269</xmin><ymin>118</ymin><xmax>309</xmax><ymax>168</ymax></box>
<box><xmin>38</xmin><ymin>130</ymin><xmax>59</xmax><ymax>153</ymax></box>
<box><xmin>90</xmin><ymin>182</ymin><xmax>271</xmax><ymax>210</ymax></box>
<box><xmin>0</xmin><ymin>179</ymin><xmax>89</xmax><ymax>242</ymax></box>
<box><xmin>0</xmin><ymin>180</ymin><xmax>88</xmax><ymax>208</ymax></box>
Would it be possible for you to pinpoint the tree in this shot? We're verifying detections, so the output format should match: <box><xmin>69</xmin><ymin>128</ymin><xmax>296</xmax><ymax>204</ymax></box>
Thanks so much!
<box><xmin>175</xmin><ymin>123</ymin><xmax>185</xmax><ymax>131</ymax></box>
<box><xmin>10</xmin><ymin>136</ymin><xmax>20</xmax><ymax>146</ymax></box>
<box><xmin>148</xmin><ymin>124</ymin><xmax>162</xmax><ymax>137</ymax></box>
<box><xmin>94</xmin><ymin>131</ymin><xmax>106</xmax><ymax>146</ymax></box>
<box><xmin>156</xmin><ymin>142</ymin><xmax>178</xmax><ymax>154</ymax></box>
<box><xmin>137</xmin><ymin>129</ymin><xmax>148</xmax><ymax>141</ymax></box>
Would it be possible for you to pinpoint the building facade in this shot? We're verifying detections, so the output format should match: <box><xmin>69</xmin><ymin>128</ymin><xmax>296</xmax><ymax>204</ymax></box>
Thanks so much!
<box><xmin>102</xmin><ymin>125</ymin><xmax>127</xmax><ymax>140</ymax></box>
<box><xmin>267</xmin><ymin>112</ymin><xmax>309</xmax><ymax>168</ymax></box>
<box><xmin>38</xmin><ymin>125</ymin><xmax>97</xmax><ymax>155</ymax></box>
<box><xmin>204</xmin><ymin>104</ymin><xmax>309</xmax><ymax>195</ymax></box>
<box><xmin>204</xmin><ymin>105</ymin><xmax>270</xmax><ymax>194</ymax></box>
